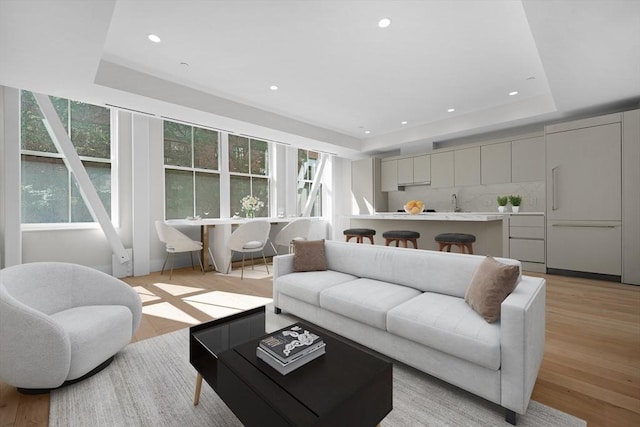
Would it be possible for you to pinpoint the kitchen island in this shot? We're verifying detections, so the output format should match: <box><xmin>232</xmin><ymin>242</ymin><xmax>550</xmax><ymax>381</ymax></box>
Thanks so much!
<box><xmin>348</xmin><ymin>212</ymin><xmax>509</xmax><ymax>257</ymax></box>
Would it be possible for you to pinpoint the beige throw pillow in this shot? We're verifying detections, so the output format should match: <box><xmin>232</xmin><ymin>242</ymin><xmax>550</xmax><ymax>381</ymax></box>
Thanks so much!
<box><xmin>293</xmin><ymin>239</ymin><xmax>327</xmax><ymax>272</ymax></box>
<box><xmin>465</xmin><ymin>256</ymin><xmax>520</xmax><ymax>323</ymax></box>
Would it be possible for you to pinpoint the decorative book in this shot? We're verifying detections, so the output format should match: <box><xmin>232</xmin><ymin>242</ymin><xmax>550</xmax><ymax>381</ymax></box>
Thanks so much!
<box><xmin>256</xmin><ymin>344</ymin><xmax>326</xmax><ymax>375</ymax></box>
<box><xmin>258</xmin><ymin>324</ymin><xmax>324</xmax><ymax>364</ymax></box>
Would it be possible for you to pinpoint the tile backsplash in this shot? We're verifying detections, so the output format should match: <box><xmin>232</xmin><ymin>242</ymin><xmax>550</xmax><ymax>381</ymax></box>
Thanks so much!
<box><xmin>387</xmin><ymin>181</ymin><xmax>545</xmax><ymax>213</ymax></box>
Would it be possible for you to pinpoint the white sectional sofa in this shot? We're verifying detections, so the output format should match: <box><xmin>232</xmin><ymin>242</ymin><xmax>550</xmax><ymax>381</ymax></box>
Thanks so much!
<box><xmin>273</xmin><ymin>240</ymin><xmax>546</xmax><ymax>425</ymax></box>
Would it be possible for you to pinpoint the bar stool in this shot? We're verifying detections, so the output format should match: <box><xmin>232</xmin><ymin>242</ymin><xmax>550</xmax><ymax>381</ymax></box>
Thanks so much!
<box><xmin>343</xmin><ymin>228</ymin><xmax>376</xmax><ymax>244</ymax></box>
<box><xmin>435</xmin><ymin>233</ymin><xmax>476</xmax><ymax>254</ymax></box>
<box><xmin>383</xmin><ymin>230</ymin><xmax>420</xmax><ymax>249</ymax></box>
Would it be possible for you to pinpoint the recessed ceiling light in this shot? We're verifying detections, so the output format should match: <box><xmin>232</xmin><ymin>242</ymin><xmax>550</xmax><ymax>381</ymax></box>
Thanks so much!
<box><xmin>364</xmin><ymin>130</ymin><xmax>371</xmax><ymax>134</ymax></box>
<box><xmin>509</xmin><ymin>91</ymin><xmax>519</xmax><ymax>96</ymax></box>
<box><xmin>378</xmin><ymin>18</ymin><xmax>391</xmax><ymax>28</ymax></box>
<box><xmin>147</xmin><ymin>34</ymin><xmax>161</xmax><ymax>43</ymax></box>
<box><xmin>401</xmin><ymin>121</ymin><xmax>407</xmax><ymax>125</ymax></box>
<box><xmin>269</xmin><ymin>85</ymin><xmax>279</xmax><ymax>91</ymax></box>
<box><xmin>447</xmin><ymin>108</ymin><xmax>455</xmax><ymax>112</ymax></box>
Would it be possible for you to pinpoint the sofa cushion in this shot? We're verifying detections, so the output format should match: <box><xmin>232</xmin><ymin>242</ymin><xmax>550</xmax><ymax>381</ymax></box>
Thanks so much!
<box><xmin>293</xmin><ymin>239</ymin><xmax>327</xmax><ymax>272</ymax></box>
<box><xmin>387</xmin><ymin>293</ymin><xmax>501</xmax><ymax>370</ymax></box>
<box><xmin>276</xmin><ymin>271</ymin><xmax>357</xmax><ymax>306</ymax></box>
<box><xmin>320</xmin><ymin>278</ymin><xmax>421</xmax><ymax>330</ymax></box>
<box><xmin>465</xmin><ymin>256</ymin><xmax>520</xmax><ymax>323</ymax></box>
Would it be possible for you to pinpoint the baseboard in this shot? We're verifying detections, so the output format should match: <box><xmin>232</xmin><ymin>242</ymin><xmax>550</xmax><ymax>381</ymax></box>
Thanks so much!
<box><xmin>546</xmin><ymin>268</ymin><xmax>621</xmax><ymax>283</ymax></box>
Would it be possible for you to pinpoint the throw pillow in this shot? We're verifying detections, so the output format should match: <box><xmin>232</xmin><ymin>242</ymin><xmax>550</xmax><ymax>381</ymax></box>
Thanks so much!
<box><xmin>465</xmin><ymin>256</ymin><xmax>520</xmax><ymax>323</ymax></box>
<box><xmin>293</xmin><ymin>239</ymin><xmax>327</xmax><ymax>272</ymax></box>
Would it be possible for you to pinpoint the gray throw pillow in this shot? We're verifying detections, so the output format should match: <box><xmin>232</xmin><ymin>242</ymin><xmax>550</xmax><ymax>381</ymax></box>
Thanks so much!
<box><xmin>465</xmin><ymin>256</ymin><xmax>520</xmax><ymax>323</ymax></box>
<box><xmin>293</xmin><ymin>239</ymin><xmax>327</xmax><ymax>272</ymax></box>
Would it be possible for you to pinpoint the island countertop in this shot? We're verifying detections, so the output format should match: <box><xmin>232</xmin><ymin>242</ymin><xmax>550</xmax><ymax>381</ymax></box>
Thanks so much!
<box><xmin>350</xmin><ymin>212</ymin><xmax>507</xmax><ymax>221</ymax></box>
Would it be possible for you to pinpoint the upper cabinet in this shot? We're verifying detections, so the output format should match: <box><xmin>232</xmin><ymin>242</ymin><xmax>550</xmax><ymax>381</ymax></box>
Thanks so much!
<box><xmin>412</xmin><ymin>154</ymin><xmax>431</xmax><ymax>184</ymax></box>
<box><xmin>397</xmin><ymin>157</ymin><xmax>414</xmax><ymax>185</ymax></box>
<box><xmin>380</xmin><ymin>159</ymin><xmax>398</xmax><ymax>192</ymax></box>
<box><xmin>431</xmin><ymin>151</ymin><xmax>454</xmax><ymax>188</ymax></box>
<box><xmin>454</xmin><ymin>147</ymin><xmax>480</xmax><ymax>186</ymax></box>
<box><xmin>512</xmin><ymin>136</ymin><xmax>544</xmax><ymax>183</ymax></box>
<box><xmin>481</xmin><ymin>142</ymin><xmax>511</xmax><ymax>184</ymax></box>
<box><xmin>380</xmin><ymin>131</ymin><xmax>545</xmax><ymax>191</ymax></box>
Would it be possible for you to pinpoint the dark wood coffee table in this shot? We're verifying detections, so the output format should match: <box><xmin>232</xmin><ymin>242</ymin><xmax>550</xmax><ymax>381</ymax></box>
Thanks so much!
<box><xmin>190</xmin><ymin>306</ymin><xmax>392</xmax><ymax>427</ymax></box>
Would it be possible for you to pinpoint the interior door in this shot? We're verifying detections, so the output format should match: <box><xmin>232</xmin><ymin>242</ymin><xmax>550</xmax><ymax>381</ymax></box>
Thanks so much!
<box><xmin>546</xmin><ymin>123</ymin><xmax>621</xmax><ymax>221</ymax></box>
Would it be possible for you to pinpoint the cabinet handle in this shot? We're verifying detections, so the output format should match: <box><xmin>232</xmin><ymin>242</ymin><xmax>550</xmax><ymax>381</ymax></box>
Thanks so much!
<box><xmin>551</xmin><ymin>166</ymin><xmax>558</xmax><ymax>210</ymax></box>
<box><xmin>552</xmin><ymin>223</ymin><xmax>619</xmax><ymax>228</ymax></box>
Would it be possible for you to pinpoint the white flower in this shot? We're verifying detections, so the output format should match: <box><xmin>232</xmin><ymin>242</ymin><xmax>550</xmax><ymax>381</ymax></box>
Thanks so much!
<box><xmin>240</xmin><ymin>195</ymin><xmax>264</xmax><ymax>212</ymax></box>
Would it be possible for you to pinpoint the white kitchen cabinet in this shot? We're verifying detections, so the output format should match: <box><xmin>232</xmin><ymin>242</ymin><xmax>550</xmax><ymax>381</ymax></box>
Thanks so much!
<box><xmin>413</xmin><ymin>154</ymin><xmax>430</xmax><ymax>184</ymax></box>
<box><xmin>430</xmin><ymin>151</ymin><xmax>454</xmax><ymax>188</ymax></box>
<box><xmin>509</xmin><ymin>214</ymin><xmax>545</xmax><ymax>271</ymax></box>
<box><xmin>381</xmin><ymin>159</ymin><xmax>398</xmax><ymax>192</ymax></box>
<box><xmin>454</xmin><ymin>147</ymin><xmax>480</xmax><ymax>186</ymax></box>
<box><xmin>545</xmin><ymin>117</ymin><xmax>622</xmax><ymax>277</ymax></box>
<box><xmin>512</xmin><ymin>136</ymin><xmax>544</xmax><ymax>183</ymax></box>
<box><xmin>397</xmin><ymin>157</ymin><xmax>414</xmax><ymax>185</ymax></box>
<box><xmin>546</xmin><ymin>123</ymin><xmax>621</xmax><ymax>221</ymax></box>
<box><xmin>481</xmin><ymin>142</ymin><xmax>511</xmax><ymax>184</ymax></box>
<box><xmin>351</xmin><ymin>158</ymin><xmax>388</xmax><ymax>214</ymax></box>
<box><xmin>622</xmin><ymin>109</ymin><xmax>640</xmax><ymax>285</ymax></box>
<box><xmin>546</xmin><ymin>221</ymin><xmax>621</xmax><ymax>276</ymax></box>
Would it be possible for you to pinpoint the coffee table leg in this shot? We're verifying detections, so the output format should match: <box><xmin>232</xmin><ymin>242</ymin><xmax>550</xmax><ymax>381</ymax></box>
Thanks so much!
<box><xmin>194</xmin><ymin>373</ymin><xmax>203</xmax><ymax>405</ymax></box>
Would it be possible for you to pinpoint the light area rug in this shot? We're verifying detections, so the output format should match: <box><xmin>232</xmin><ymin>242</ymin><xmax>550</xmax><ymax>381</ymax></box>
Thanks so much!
<box><xmin>50</xmin><ymin>309</ymin><xmax>586</xmax><ymax>427</ymax></box>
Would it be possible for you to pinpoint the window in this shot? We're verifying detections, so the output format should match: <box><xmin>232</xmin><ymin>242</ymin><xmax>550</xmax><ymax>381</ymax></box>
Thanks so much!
<box><xmin>164</xmin><ymin>121</ymin><xmax>220</xmax><ymax>219</ymax></box>
<box><xmin>228</xmin><ymin>135</ymin><xmax>270</xmax><ymax>217</ymax></box>
<box><xmin>20</xmin><ymin>91</ymin><xmax>111</xmax><ymax>224</ymax></box>
<box><xmin>297</xmin><ymin>149</ymin><xmax>322</xmax><ymax>216</ymax></box>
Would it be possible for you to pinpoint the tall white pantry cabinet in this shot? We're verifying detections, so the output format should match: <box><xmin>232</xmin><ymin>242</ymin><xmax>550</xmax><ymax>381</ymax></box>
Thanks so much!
<box><xmin>545</xmin><ymin>110</ymin><xmax>640</xmax><ymax>285</ymax></box>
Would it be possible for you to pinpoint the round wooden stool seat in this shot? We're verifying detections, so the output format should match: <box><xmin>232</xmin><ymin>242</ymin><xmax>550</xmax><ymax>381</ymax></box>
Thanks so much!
<box><xmin>434</xmin><ymin>233</ymin><xmax>476</xmax><ymax>254</ymax></box>
<box><xmin>382</xmin><ymin>230</ymin><xmax>420</xmax><ymax>249</ymax></box>
<box><xmin>343</xmin><ymin>228</ymin><xmax>376</xmax><ymax>244</ymax></box>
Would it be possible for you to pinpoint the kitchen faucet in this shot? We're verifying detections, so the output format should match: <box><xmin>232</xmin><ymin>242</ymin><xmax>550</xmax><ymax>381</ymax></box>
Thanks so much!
<box><xmin>451</xmin><ymin>193</ymin><xmax>461</xmax><ymax>212</ymax></box>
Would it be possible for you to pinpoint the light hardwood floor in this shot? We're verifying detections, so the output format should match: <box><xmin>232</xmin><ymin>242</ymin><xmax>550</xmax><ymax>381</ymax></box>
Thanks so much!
<box><xmin>1</xmin><ymin>268</ymin><xmax>639</xmax><ymax>427</ymax></box>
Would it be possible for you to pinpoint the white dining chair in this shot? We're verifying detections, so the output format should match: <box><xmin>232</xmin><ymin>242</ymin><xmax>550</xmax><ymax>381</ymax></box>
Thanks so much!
<box><xmin>155</xmin><ymin>221</ymin><xmax>204</xmax><ymax>279</ymax></box>
<box><xmin>227</xmin><ymin>220</ymin><xmax>272</xmax><ymax>279</ymax></box>
<box><xmin>270</xmin><ymin>218</ymin><xmax>311</xmax><ymax>254</ymax></box>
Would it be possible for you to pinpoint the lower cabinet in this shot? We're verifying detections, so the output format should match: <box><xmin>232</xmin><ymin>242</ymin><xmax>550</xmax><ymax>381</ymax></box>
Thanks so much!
<box><xmin>509</xmin><ymin>215</ymin><xmax>545</xmax><ymax>272</ymax></box>
<box><xmin>546</xmin><ymin>221</ymin><xmax>622</xmax><ymax>277</ymax></box>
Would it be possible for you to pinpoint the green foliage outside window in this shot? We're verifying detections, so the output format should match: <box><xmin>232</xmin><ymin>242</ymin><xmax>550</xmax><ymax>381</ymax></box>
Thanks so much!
<box><xmin>163</xmin><ymin>120</ymin><xmax>220</xmax><ymax>219</ymax></box>
<box><xmin>228</xmin><ymin>135</ymin><xmax>270</xmax><ymax>217</ymax></box>
<box><xmin>20</xmin><ymin>91</ymin><xmax>111</xmax><ymax>224</ymax></box>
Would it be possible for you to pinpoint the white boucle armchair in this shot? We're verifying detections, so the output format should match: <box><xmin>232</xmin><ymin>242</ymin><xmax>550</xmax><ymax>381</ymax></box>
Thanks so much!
<box><xmin>0</xmin><ymin>262</ymin><xmax>142</xmax><ymax>393</ymax></box>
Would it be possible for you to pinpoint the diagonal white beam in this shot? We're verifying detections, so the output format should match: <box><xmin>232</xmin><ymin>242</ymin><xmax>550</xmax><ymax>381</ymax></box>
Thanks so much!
<box><xmin>33</xmin><ymin>93</ymin><xmax>130</xmax><ymax>265</ymax></box>
<box><xmin>302</xmin><ymin>153</ymin><xmax>327</xmax><ymax>217</ymax></box>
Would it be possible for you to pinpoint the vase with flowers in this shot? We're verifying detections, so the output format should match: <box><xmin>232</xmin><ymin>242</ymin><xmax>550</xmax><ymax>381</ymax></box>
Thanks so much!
<box><xmin>241</xmin><ymin>195</ymin><xmax>264</xmax><ymax>218</ymax></box>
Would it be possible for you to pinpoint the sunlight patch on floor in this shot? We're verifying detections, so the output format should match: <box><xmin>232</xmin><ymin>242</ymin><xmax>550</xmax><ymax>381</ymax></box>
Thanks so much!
<box><xmin>134</xmin><ymin>286</ymin><xmax>162</xmax><ymax>303</ymax></box>
<box><xmin>184</xmin><ymin>290</ymin><xmax>272</xmax><ymax>310</ymax></box>
<box><xmin>152</xmin><ymin>282</ymin><xmax>206</xmax><ymax>296</ymax></box>
<box><xmin>183</xmin><ymin>301</ymin><xmax>242</xmax><ymax>319</ymax></box>
<box><xmin>142</xmin><ymin>302</ymin><xmax>200</xmax><ymax>324</ymax></box>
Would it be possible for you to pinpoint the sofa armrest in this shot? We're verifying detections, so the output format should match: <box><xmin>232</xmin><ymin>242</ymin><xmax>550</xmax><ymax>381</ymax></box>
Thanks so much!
<box><xmin>272</xmin><ymin>254</ymin><xmax>295</xmax><ymax>310</ymax></box>
<box><xmin>500</xmin><ymin>275</ymin><xmax>546</xmax><ymax>415</ymax></box>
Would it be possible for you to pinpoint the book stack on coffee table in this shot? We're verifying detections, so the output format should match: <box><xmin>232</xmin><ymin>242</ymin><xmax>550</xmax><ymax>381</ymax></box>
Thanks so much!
<box><xmin>256</xmin><ymin>323</ymin><xmax>326</xmax><ymax>375</ymax></box>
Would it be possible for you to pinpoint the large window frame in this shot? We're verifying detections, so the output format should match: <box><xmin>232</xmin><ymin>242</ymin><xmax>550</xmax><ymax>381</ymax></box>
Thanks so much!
<box><xmin>20</xmin><ymin>91</ymin><xmax>113</xmax><ymax>228</ymax></box>
<box><xmin>163</xmin><ymin>120</ymin><xmax>221</xmax><ymax>220</ymax></box>
<box><xmin>228</xmin><ymin>134</ymin><xmax>271</xmax><ymax>218</ymax></box>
